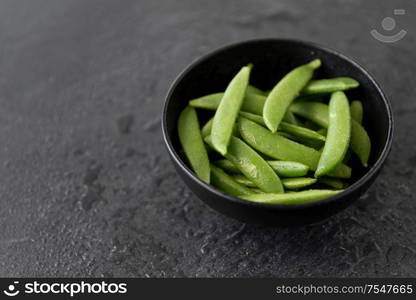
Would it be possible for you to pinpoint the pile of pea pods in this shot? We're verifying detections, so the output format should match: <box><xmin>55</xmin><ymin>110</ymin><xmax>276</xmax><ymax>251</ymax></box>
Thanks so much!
<box><xmin>177</xmin><ymin>59</ymin><xmax>371</xmax><ymax>204</ymax></box>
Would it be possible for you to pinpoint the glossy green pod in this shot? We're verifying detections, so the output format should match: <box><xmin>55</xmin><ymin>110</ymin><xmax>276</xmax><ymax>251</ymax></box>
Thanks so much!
<box><xmin>315</xmin><ymin>92</ymin><xmax>351</xmax><ymax>177</ymax></box>
<box><xmin>240</xmin><ymin>189</ymin><xmax>342</xmax><ymax>204</ymax></box>
<box><xmin>177</xmin><ymin>107</ymin><xmax>210</xmax><ymax>183</ymax></box>
<box><xmin>301</xmin><ymin>77</ymin><xmax>359</xmax><ymax>95</ymax></box>
<box><xmin>350</xmin><ymin>100</ymin><xmax>363</xmax><ymax>124</ymax></box>
<box><xmin>205</xmin><ymin>135</ymin><xmax>284</xmax><ymax>193</ymax></box>
<box><xmin>210</xmin><ymin>164</ymin><xmax>252</xmax><ymax>196</ymax></box>
<box><xmin>263</xmin><ymin>59</ymin><xmax>321</xmax><ymax>132</ymax></box>
<box><xmin>281</xmin><ymin>177</ymin><xmax>317</xmax><ymax>190</ymax></box>
<box><xmin>211</xmin><ymin>65</ymin><xmax>251</xmax><ymax>155</ymax></box>
<box><xmin>189</xmin><ymin>91</ymin><xmax>265</xmax><ymax>115</ymax></box>
<box><xmin>267</xmin><ymin>161</ymin><xmax>309</xmax><ymax>177</ymax></box>
<box><xmin>318</xmin><ymin>177</ymin><xmax>346</xmax><ymax>189</ymax></box>
<box><xmin>350</xmin><ymin>120</ymin><xmax>371</xmax><ymax>166</ymax></box>
<box><xmin>238</xmin><ymin>117</ymin><xmax>351</xmax><ymax>178</ymax></box>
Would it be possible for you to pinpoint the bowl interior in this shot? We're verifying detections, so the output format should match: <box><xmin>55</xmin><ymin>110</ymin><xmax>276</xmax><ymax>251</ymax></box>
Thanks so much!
<box><xmin>164</xmin><ymin>39</ymin><xmax>392</xmax><ymax>203</ymax></box>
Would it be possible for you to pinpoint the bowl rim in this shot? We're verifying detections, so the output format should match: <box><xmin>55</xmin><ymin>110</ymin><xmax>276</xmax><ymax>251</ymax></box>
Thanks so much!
<box><xmin>161</xmin><ymin>38</ymin><xmax>394</xmax><ymax>211</ymax></box>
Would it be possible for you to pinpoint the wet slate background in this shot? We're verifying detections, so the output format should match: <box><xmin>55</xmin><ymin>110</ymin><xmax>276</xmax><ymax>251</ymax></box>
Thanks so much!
<box><xmin>0</xmin><ymin>0</ymin><xmax>415</xmax><ymax>277</ymax></box>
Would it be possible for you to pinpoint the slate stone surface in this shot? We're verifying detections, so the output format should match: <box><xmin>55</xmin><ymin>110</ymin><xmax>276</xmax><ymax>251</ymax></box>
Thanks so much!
<box><xmin>0</xmin><ymin>0</ymin><xmax>415</xmax><ymax>277</ymax></box>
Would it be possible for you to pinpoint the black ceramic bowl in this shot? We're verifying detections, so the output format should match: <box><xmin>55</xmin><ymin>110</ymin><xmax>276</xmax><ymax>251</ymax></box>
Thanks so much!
<box><xmin>162</xmin><ymin>39</ymin><xmax>393</xmax><ymax>225</ymax></box>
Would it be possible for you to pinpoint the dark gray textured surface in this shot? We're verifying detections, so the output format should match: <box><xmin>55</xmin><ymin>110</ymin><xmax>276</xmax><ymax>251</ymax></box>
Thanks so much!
<box><xmin>0</xmin><ymin>0</ymin><xmax>415</xmax><ymax>277</ymax></box>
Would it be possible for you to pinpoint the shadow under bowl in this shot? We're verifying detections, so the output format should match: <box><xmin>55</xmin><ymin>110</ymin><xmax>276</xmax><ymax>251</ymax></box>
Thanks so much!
<box><xmin>162</xmin><ymin>39</ymin><xmax>393</xmax><ymax>226</ymax></box>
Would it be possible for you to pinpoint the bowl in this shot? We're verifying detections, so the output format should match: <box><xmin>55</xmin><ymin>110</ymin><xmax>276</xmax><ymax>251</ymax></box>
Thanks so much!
<box><xmin>162</xmin><ymin>39</ymin><xmax>393</xmax><ymax>226</ymax></box>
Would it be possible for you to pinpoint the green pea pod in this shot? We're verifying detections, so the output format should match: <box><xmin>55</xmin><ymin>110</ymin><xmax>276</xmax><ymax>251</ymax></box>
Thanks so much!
<box><xmin>215</xmin><ymin>159</ymin><xmax>309</xmax><ymax>178</ymax></box>
<box><xmin>189</xmin><ymin>93</ymin><xmax>224</xmax><ymax>110</ymax></box>
<box><xmin>205</xmin><ymin>135</ymin><xmax>284</xmax><ymax>193</ymax></box>
<box><xmin>351</xmin><ymin>120</ymin><xmax>371</xmax><ymax>166</ymax></box>
<box><xmin>210</xmin><ymin>164</ymin><xmax>252</xmax><ymax>196</ymax></box>
<box><xmin>281</xmin><ymin>177</ymin><xmax>317</xmax><ymax>190</ymax></box>
<box><xmin>201</xmin><ymin>117</ymin><xmax>214</xmax><ymax>137</ymax></box>
<box><xmin>301</xmin><ymin>77</ymin><xmax>359</xmax><ymax>95</ymax></box>
<box><xmin>240</xmin><ymin>189</ymin><xmax>342</xmax><ymax>204</ymax></box>
<box><xmin>290</xmin><ymin>102</ymin><xmax>329</xmax><ymax>128</ymax></box>
<box><xmin>267</xmin><ymin>161</ymin><xmax>309</xmax><ymax>177</ymax></box>
<box><xmin>316</xmin><ymin>92</ymin><xmax>351</xmax><ymax>177</ymax></box>
<box><xmin>291</xmin><ymin>101</ymin><xmax>371</xmax><ymax>167</ymax></box>
<box><xmin>233</xmin><ymin>175</ymin><xmax>257</xmax><ymax>187</ymax></box>
<box><xmin>211</xmin><ymin>65</ymin><xmax>252</xmax><ymax>155</ymax></box>
<box><xmin>283</xmin><ymin>111</ymin><xmax>302</xmax><ymax>126</ymax></box>
<box><xmin>318</xmin><ymin>177</ymin><xmax>346</xmax><ymax>189</ymax></box>
<box><xmin>246</xmin><ymin>84</ymin><xmax>266</xmax><ymax>96</ymax></box>
<box><xmin>239</xmin><ymin>111</ymin><xmax>265</xmax><ymax>125</ymax></box>
<box><xmin>177</xmin><ymin>107</ymin><xmax>210</xmax><ymax>183</ymax></box>
<box><xmin>189</xmin><ymin>91</ymin><xmax>265</xmax><ymax>115</ymax></box>
<box><xmin>238</xmin><ymin>117</ymin><xmax>351</xmax><ymax>178</ymax></box>
<box><xmin>350</xmin><ymin>100</ymin><xmax>363</xmax><ymax>124</ymax></box>
<box><xmin>263</xmin><ymin>59</ymin><xmax>321</xmax><ymax>132</ymax></box>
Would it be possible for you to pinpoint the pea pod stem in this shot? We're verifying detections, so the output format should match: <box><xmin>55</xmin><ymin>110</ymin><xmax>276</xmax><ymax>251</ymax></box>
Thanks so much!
<box><xmin>189</xmin><ymin>91</ymin><xmax>265</xmax><ymax>115</ymax></box>
<box><xmin>301</xmin><ymin>77</ymin><xmax>359</xmax><ymax>95</ymax></box>
<box><xmin>215</xmin><ymin>159</ymin><xmax>309</xmax><ymax>178</ymax></box>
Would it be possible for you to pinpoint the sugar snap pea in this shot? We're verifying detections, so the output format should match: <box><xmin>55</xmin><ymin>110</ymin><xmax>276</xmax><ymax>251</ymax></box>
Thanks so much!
<box><xmin>315</xmin><ymin>92</ymin><xmax>351</xmax><ymax>177</ymax></box>
<box><xmin>267</xmin><ymin>161</ymin><xmax>309</xmax><ymax>177</ymax></box>
<box><xmin>211</xmin><ymin>65</ymin><xmax>251</xmax><ymax>155</ymax></box>
<box><xmin>210</xmin><ymin>164</ymin><xmax>252</xmax><ymax>196</ymax></box>
<box><xmin>240</xmin><ymin>189</ymin><xmax>342</xmax><ymax>204</ymax></box>
<box><xmin>291</xmin><ymin>101</ymin><xmax>371</xmax><ymax>167</ymax></box>
<box><xmin>189</xmin><ymin>91</ymin><xmax>265</xmax><ymax>115</ymax></box>
<box><xmin>350</xmin><ymin>100</ymin><xmax>363</xmax><ymax>124</ymax></box>
<box><xmin>177</xmin><ymin>107</ymin><xmax>210</xmax><ymax>183</ymax></box>
<box><xmin>205</xmin><ymin>135</ymin><xmax>284</xmax><ymax>193</ymax></box>
<box><xmin>281</xmin><ymin>177</ymin><xmax>317</xmax><ymax>190</ymax></box>
<box><xmin>318</xmin><ymin>177</ymin><xmax>346</xmax><ymax>189</ymax></box>
<box><xmin>350</xmin><ymin>120</ymin><xmax>371</xmax><ymax>166</ymax></box>
<box><xmin>234</xmin><ymin>175</ymin><xmax>317</xmax><ymax>190</ymax></box>
<box><xmin>189</xmin><ymin>93</ymin><xmax>224</xmax><ymax>110</ymax></box>
<box><xmin>263</xmin><ymin>59</ymin><xmax>321</xmax><ymax>132</ymax></box>
<box><xmin>301</xmin><ymin>77</ymin><xmax>359</xmax><ymax>95</ymax></box>
<box><xmin>238</xmin><ymin>117</ymin><xmax>351</xmax><ymax>178</ymax></box>
<box><xmin>215</xmin><ymin>159</ymin><xmax>309</xmax><ymax>178</ymax></box>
